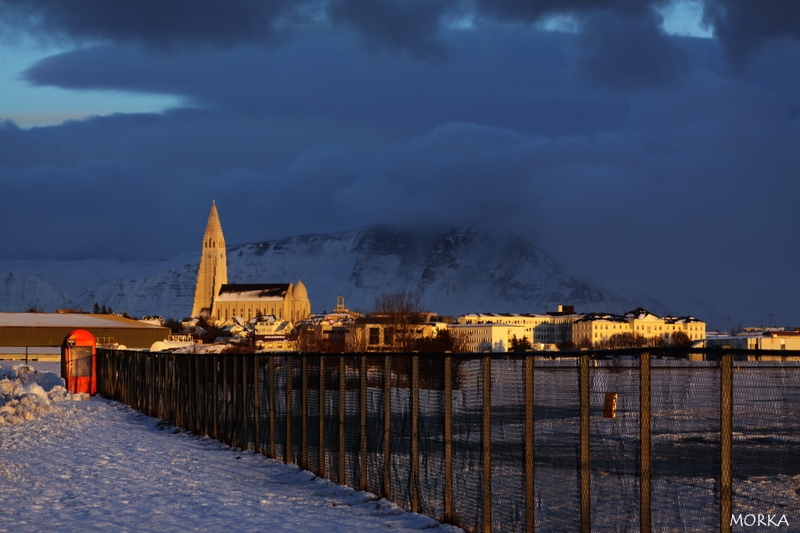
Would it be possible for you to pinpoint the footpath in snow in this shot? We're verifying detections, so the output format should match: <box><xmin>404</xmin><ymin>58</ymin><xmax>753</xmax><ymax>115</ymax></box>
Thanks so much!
<box><xmin>0</xmin><ymin>361</ymin><xmax>461</xmax><ymax>533</ymax></box>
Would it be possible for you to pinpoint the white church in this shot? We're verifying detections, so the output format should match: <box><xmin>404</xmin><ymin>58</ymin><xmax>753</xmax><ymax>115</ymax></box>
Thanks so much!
<box><xmin>190</xmin><ymin>202</ymin><xmax>311</xmax><ymax>324</ymax></box>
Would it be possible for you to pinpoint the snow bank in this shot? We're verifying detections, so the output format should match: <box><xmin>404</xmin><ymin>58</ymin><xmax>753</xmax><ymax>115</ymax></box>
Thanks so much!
<box><xmin>0</xmin><ymin>392</ymin><xmax>462</xmax><ymax>532</ymax></box>
<box><xmin>0</xmin><ymin>363</ymin><xmax>82</xmax><ymax>426</ymax></box>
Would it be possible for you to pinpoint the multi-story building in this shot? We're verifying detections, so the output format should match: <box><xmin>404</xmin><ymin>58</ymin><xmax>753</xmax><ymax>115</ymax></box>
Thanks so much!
<box><xmin>456</xmin><ymin>305</ymin><xmax>584</xmax><ymax>349</ymax></box>
<box><xmin>353</xmin><ymin>312</ymin><xmax>449</xmax><ymax>352</ymax></box>
<box><xmin>447</xmin><ymin>322</ymin><xmax>529</xmax><ymax>352</ymax></box>
<box><xmin>572</xmin><ymin>307</ymin><xmax>706</xmax><ymax>347</ymax></box>
<box><xmin>294</xmin><ymin>297</ymin><xmax>362</xmax><ymax>352</ymax></box>
<box><xmin>701</xmin><ymin>329</ymin><xmax>800</xmax><ymax>351</ymax></box>
<box><xmin>253</xmin><ymin>315</ymin><xmax>295</xmax><ymax>352</ymax></box>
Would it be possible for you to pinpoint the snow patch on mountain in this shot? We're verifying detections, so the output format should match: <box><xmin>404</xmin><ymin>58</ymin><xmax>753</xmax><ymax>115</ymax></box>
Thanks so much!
<box><xmin>0</xmin><ymin>226</ymin><xmax>657</xmax><ymax>319</ymax></box>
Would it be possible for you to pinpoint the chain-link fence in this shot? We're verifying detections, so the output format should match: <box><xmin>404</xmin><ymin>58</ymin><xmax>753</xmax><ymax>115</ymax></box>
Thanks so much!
<box><xmin>96</xmin><ymin>349</ymin><xmax>800</xmax><ymax>533</ymax></box>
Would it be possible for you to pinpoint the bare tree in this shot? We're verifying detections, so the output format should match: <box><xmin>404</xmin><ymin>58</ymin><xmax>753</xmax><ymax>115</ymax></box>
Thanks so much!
<box><xmin>448</xmin><ymin>328</ymin><xmax>471</xmax><ymax>353</ymax></box>
<box><xmin>601</xmin><ymin>332</ymin><xmax>645</xmax><ymax>349</ymax></box>
<box><xmin>415</xmin><ymin>329</ymin><xmax>470</xmax><ymax>352</ymax></box>
<box><xmin>576</xmin><ymin>335</ymin><xmax>593</xmax><ymax>350</ymax></box>
<box><xmin>293</xmin><ymin>325</ymin><xmax>320</xmax><ymax>353</ymax></box>
<box><xmin>669</xmin><ymin>331</ymin><xmax>693</xmax><ymax>348</ymax></box>
<box><xmin>345</xmin><ymin>325</ymin><xmax>367</xmax><ymax>352</ymax></box>
<box><xmin>372</xmin><ymin>290</ymin><xmax>426</xmax><ymax>351</ymax></box>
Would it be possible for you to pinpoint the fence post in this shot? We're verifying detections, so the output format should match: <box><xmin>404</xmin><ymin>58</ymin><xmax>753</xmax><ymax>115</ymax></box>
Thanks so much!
<box><xmin>197</xmin><ymin>355</ymin><xmax>204</xmax><ymax>435</ymax></box>
<box><xmin>319</xmin><ymin>355</ymin><xmax>326</xmax><ymax>478</ymax></box>
<box><xmin>242</xmin><ymin>355</ymin><xmax>250</xmax><ymax>450</ymax></box>
<box><xmin>269</xmin><ymin>356</ymin><xmax>276</xmax><ymax>459</ymax></box>
<box><xmin>444</xmin><ymin>355</ymin><xmax>453</xmax><ymax>523</ymax></box>
<box><xmin>140</xmin><ymin>353</ymin><xmax>146</xmax><ymax>414</ymax></box>
<box><xmin>579</xmin><ymin>354</ymin><xmax>591</xmax><ymax>533</ymax></box>
<box><xmin>174</xmin><ymin>355</ymin><xmax>181</xmax><ymax>428</ymax></box>
<box><xmin>213</xmin><ymin>355</ymin><xmax>219</xmax><ymax>441</ymax></box>
<box><xmin>640</xmin><ymin>351</ymin><xmax>652</xmax><ymax>533</ymax></box>
<box><xmin>720</xmin><ymin>351</ymin><xmax>733</xmax><ymax>533</ymax></box>
<box><xmin>482</xmin><ymin>355</ymin><xmax>491</xmax><ymax>533</ymax></box>
<box><xmin>286</xmin><ymin>355</ymin><xmax>293</xmax><ymax>464</ymax></box>
<box><xmin>163</xmin><ymin>354</ymin><xmax>168</xmax><ymax>420</ymax></box>
<box><xmin>203</xmin><ymin>355</ymin><xmax>209</xmax><ymax>436</ymax></box>
<box><xmin>525</xmin><ymin>354</ymin><xmax>535</xmax><ymax>533</ymax></box>
<box><xmin>194</xmin><ymin>355</ymin><xmax>201</xmax><ymax>435</ymax></box>
<box><xmin>149</xmin><ymin>353</ymin><xmax>155</xmax><ymax>417</ymax></box>
<box><xmin>136</xmin><ymin>352</ymin><xmax>143</xmax><ymax>412</ymax></box>
<box><xmin>302</xmin><ymin>355</ymin><xmax>309</xmax><ymax>470</ymax></box>
<box><xmin>131</xmin><ymin>353</ymin><xmax>137</xmax><ymax>411</ymax></box>
<box><xmin>253</xmin><ymin>356</ymin><xmax>261</xmax><ymax>454</ymax></box>
<box><xmin>176</xmin><ymin>354</ymin><xmax>182</xmax><ymax>428</ymax></box>
<box><xmin>186</xmin><ymin>355</ymin><xmax>192</xmax><ymax>433</ymax></box>
<box><xmin>198</xmin><ymin>355</ymin><xmax>204</xmax><ymax>436</ymax></box>
<box><xmin>191</xmin><ymin>355</ymin><xmax>198</xmax><ymax>434</ymax></box>
<box><xmin>360</xmin><ymin>354</ymin><xmax>368</xmax><ymax>491</ymax></box>
<box><xmin>221</xmin><ymin>355</ymin><xmax>228</xmax><ymax>445</ymax></box>
<box><xmin>383</xmin><ymin>355</ymin><xmax>392</xmax><ymax>500</ymax></box>
<box><xmin>232</xmin><ymin>356</ymin><xmax>240</xmax><ymax>449</ymax></box>
<box><xmin>339</xmin><ymin>356</ymin><xmax>346</xmax><ymax>485</ymax></box>
<box><xmin>412</xmin><ymin>354</ymin><xmax>421</xmax><ymax>514</ymax></box>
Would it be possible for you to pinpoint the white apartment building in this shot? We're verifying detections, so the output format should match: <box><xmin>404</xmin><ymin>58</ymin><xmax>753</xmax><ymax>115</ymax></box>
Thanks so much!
<box><xmin>457</xmin><ymin>305</ymin><xmax>583</xmax><ymax>349</ymax></box>
<box><xmin>573</xmin><ymin>307</ymin><xmax>706</xmax><ymax>347</ymax></box>
<box><xmin>447</xmin><ymin>322</ymin><xmax>529</xmax><ymax>352</ymax></box>
<box><xmin>701</xmin><ymin>330</ymin><xmax>800</xmax><ymax>351</ymax></box>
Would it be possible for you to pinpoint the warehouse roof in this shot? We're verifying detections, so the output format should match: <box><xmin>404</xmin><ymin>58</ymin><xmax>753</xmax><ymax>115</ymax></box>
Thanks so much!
<box><xmin>0</xmin><ymin>313</ymin><xmax>166</xmax><ymax>329</ymax></box>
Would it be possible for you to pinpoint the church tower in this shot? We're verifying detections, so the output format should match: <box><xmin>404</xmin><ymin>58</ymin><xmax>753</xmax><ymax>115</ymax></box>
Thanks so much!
<box><xmin>191</xmin><ymin>201</ymin><xmax>228</xmax><ymax>319</ymax></box>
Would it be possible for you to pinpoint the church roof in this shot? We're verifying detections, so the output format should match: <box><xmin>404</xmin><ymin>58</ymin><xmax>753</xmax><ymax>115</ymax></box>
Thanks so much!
<box><xmin>204</xmin><ymin>202</ymin><xmax>225</xmax><ymax>243</ymax></box>
<box><xmin>217</xmin><ymin>283</ymin><xmax>290</xmax><ymax>301</ymax></box>
<box><xmin>293</xmin><ymin>279</ymin><xmax>309</xmax><ymax>301</ymax></box>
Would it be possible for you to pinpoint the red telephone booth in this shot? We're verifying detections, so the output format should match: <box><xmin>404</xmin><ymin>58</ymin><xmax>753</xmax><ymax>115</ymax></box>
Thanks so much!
<box><xmin>61</xmin><ymin>329</ymin><xmax>97</xmax><ymax>395</ymax></box>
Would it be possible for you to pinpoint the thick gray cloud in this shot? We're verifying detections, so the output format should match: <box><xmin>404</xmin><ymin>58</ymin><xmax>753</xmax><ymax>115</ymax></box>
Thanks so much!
<box><xmin>2</xmin><ymin>3</ymin><xmax>800</xmax><ymax>326</ymax></box>
<box><xmin>329</xmin><ymin>0</ymin><xmax>456</xmax><ymax>61</ymax></box>
<box><xmin>5</xmin><ymin>0</ymin><xmax>800</xmax><ymax>66</ymax></box>
<box><xmin>703</xmin><ymin>0</ymin><xmax>800</xmax><ymax>64</ymax></box>
<box><xmin>0</xmin><ymin>0</ymin><xmax>302</xmax><ymax>47</ymax></box>
<box><xmin>575</xmin><ymin>9</ymin><xmax>685</xmax><ymax>89</ymax></box>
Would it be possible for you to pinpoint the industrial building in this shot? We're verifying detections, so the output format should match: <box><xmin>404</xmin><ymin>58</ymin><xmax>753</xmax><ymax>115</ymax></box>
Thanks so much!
<box><xmin>0</xmin><ymin>312</ymin><xmax>170</xmax><ymax>355</ymax></box>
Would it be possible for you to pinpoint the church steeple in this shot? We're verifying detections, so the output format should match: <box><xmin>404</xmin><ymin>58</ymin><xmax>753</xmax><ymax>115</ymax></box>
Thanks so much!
<box><xmin>191</xmin><ymin>202</ymin><xmax>228</xmax><ymax>318</ymax></box>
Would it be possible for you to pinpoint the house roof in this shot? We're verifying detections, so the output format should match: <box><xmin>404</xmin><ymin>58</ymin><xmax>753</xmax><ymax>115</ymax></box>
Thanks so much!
<box><xmin>575</xmin><ymin>312</ymin><xmax>628</xmax><ymax>323</ymax></box>
<box><xmin>216</xmin><ymin>284</ymin><xmax>290</xmax><ymax>301</ymax></box>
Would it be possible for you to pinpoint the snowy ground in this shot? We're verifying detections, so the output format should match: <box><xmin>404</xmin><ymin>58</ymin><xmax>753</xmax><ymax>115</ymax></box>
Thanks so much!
<box><xmin>0</xmin><ymin>360</ymin><xmax>460</xmax><ymax>533</ymax></box>
<box><xmin>5</xmin><ymin>359</ymin><xmax>799</xmax><ymax>532</ymax></box>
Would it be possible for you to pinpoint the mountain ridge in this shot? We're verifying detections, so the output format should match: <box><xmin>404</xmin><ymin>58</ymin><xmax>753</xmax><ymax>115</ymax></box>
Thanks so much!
<box><xmin>0</xmin><ymin>225</ymin><xmax>662</xmax><ymax>320</ymax></box>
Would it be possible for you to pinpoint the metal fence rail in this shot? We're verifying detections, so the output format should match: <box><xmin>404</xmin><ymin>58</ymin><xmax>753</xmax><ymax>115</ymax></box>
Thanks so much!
<box><xmin>96</xmin><ymin>348</ymin><xmax>800</xmax><ymax>533</ymax></box>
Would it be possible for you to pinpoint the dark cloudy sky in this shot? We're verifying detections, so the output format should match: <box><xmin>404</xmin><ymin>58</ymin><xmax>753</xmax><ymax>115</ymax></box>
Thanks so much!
<box><xmin>1</xmin><ymin>0</ymin><xmax>799</xmax><ymax>327</ymax></box>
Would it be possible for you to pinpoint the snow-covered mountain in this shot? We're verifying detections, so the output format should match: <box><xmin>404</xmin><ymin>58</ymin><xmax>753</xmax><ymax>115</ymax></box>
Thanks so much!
<box><xmin>0</xmin><ymin>226</ymin><xmax>654</xmax><ymax>319</ymax></box>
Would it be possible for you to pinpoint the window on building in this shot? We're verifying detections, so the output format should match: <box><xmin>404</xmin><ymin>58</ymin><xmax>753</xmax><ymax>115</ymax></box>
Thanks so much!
<box><xmin>384</xmin><ymin>328</ymin><xmax>394</xmax><ymax>347</ymax></box>
<box><xmin>369</xmin><ymin>328</ymin><xmax>380</xmax><ymax>345</ymax></box>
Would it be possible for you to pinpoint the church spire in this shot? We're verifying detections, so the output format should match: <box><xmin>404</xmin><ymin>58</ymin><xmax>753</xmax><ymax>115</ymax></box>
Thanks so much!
<box><xmin>191</xmin><ymin>202</ymin><xmax>228</xmax><ymax>319</ymax></box>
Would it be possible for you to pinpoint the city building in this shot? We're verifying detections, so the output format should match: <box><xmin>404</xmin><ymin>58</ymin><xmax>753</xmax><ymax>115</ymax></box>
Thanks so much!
<box><xmin>191</xmin><ymin>201</ymin><xmax>227</xmax><ymax>319</ymax></box>
<box><xmin>701</xmin><ymin>329</ymin><xmax>800</xmax><ymax>351</ymax></box>
<box><xmin>0</xmin><ymin>312</ymin><xmax>170</xmax><ymax>353</ymax></box>
<box><xmin>190</xmin><ymin>202</ymin><xmax>312</xmax><ymax>326</ymax></box>
<box><xmin>457</xmin><ymin>305</ymin><xmax>584</xmax><ymax>349</ymax></box>
<box><xmin>351</xmin><ymin>312</ymin><xmax>449</xmax><ymax>352</ymax></box>
<box><xmin>294</xmin><ymin>297</ymin><xmax>362</xmax><ymax>352</ymax></box>
<box><xmin>253</xmin><ymin>315</ymin><xmax>295</xmax><ymax>352</ymax></box>
<box><xmin>212</xmin><ymin>282</ymin><xmax>310</xmax><ymax>323</ymax></box>
<box><xmin>573</xmin><ymin>307</ymin><xmax>706</xmax><ymax>347</ymax></box>
<box><xmin>447</xmin><ymin>322</ymin><xmax>528</xmax><ymax>352</ymax></box>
